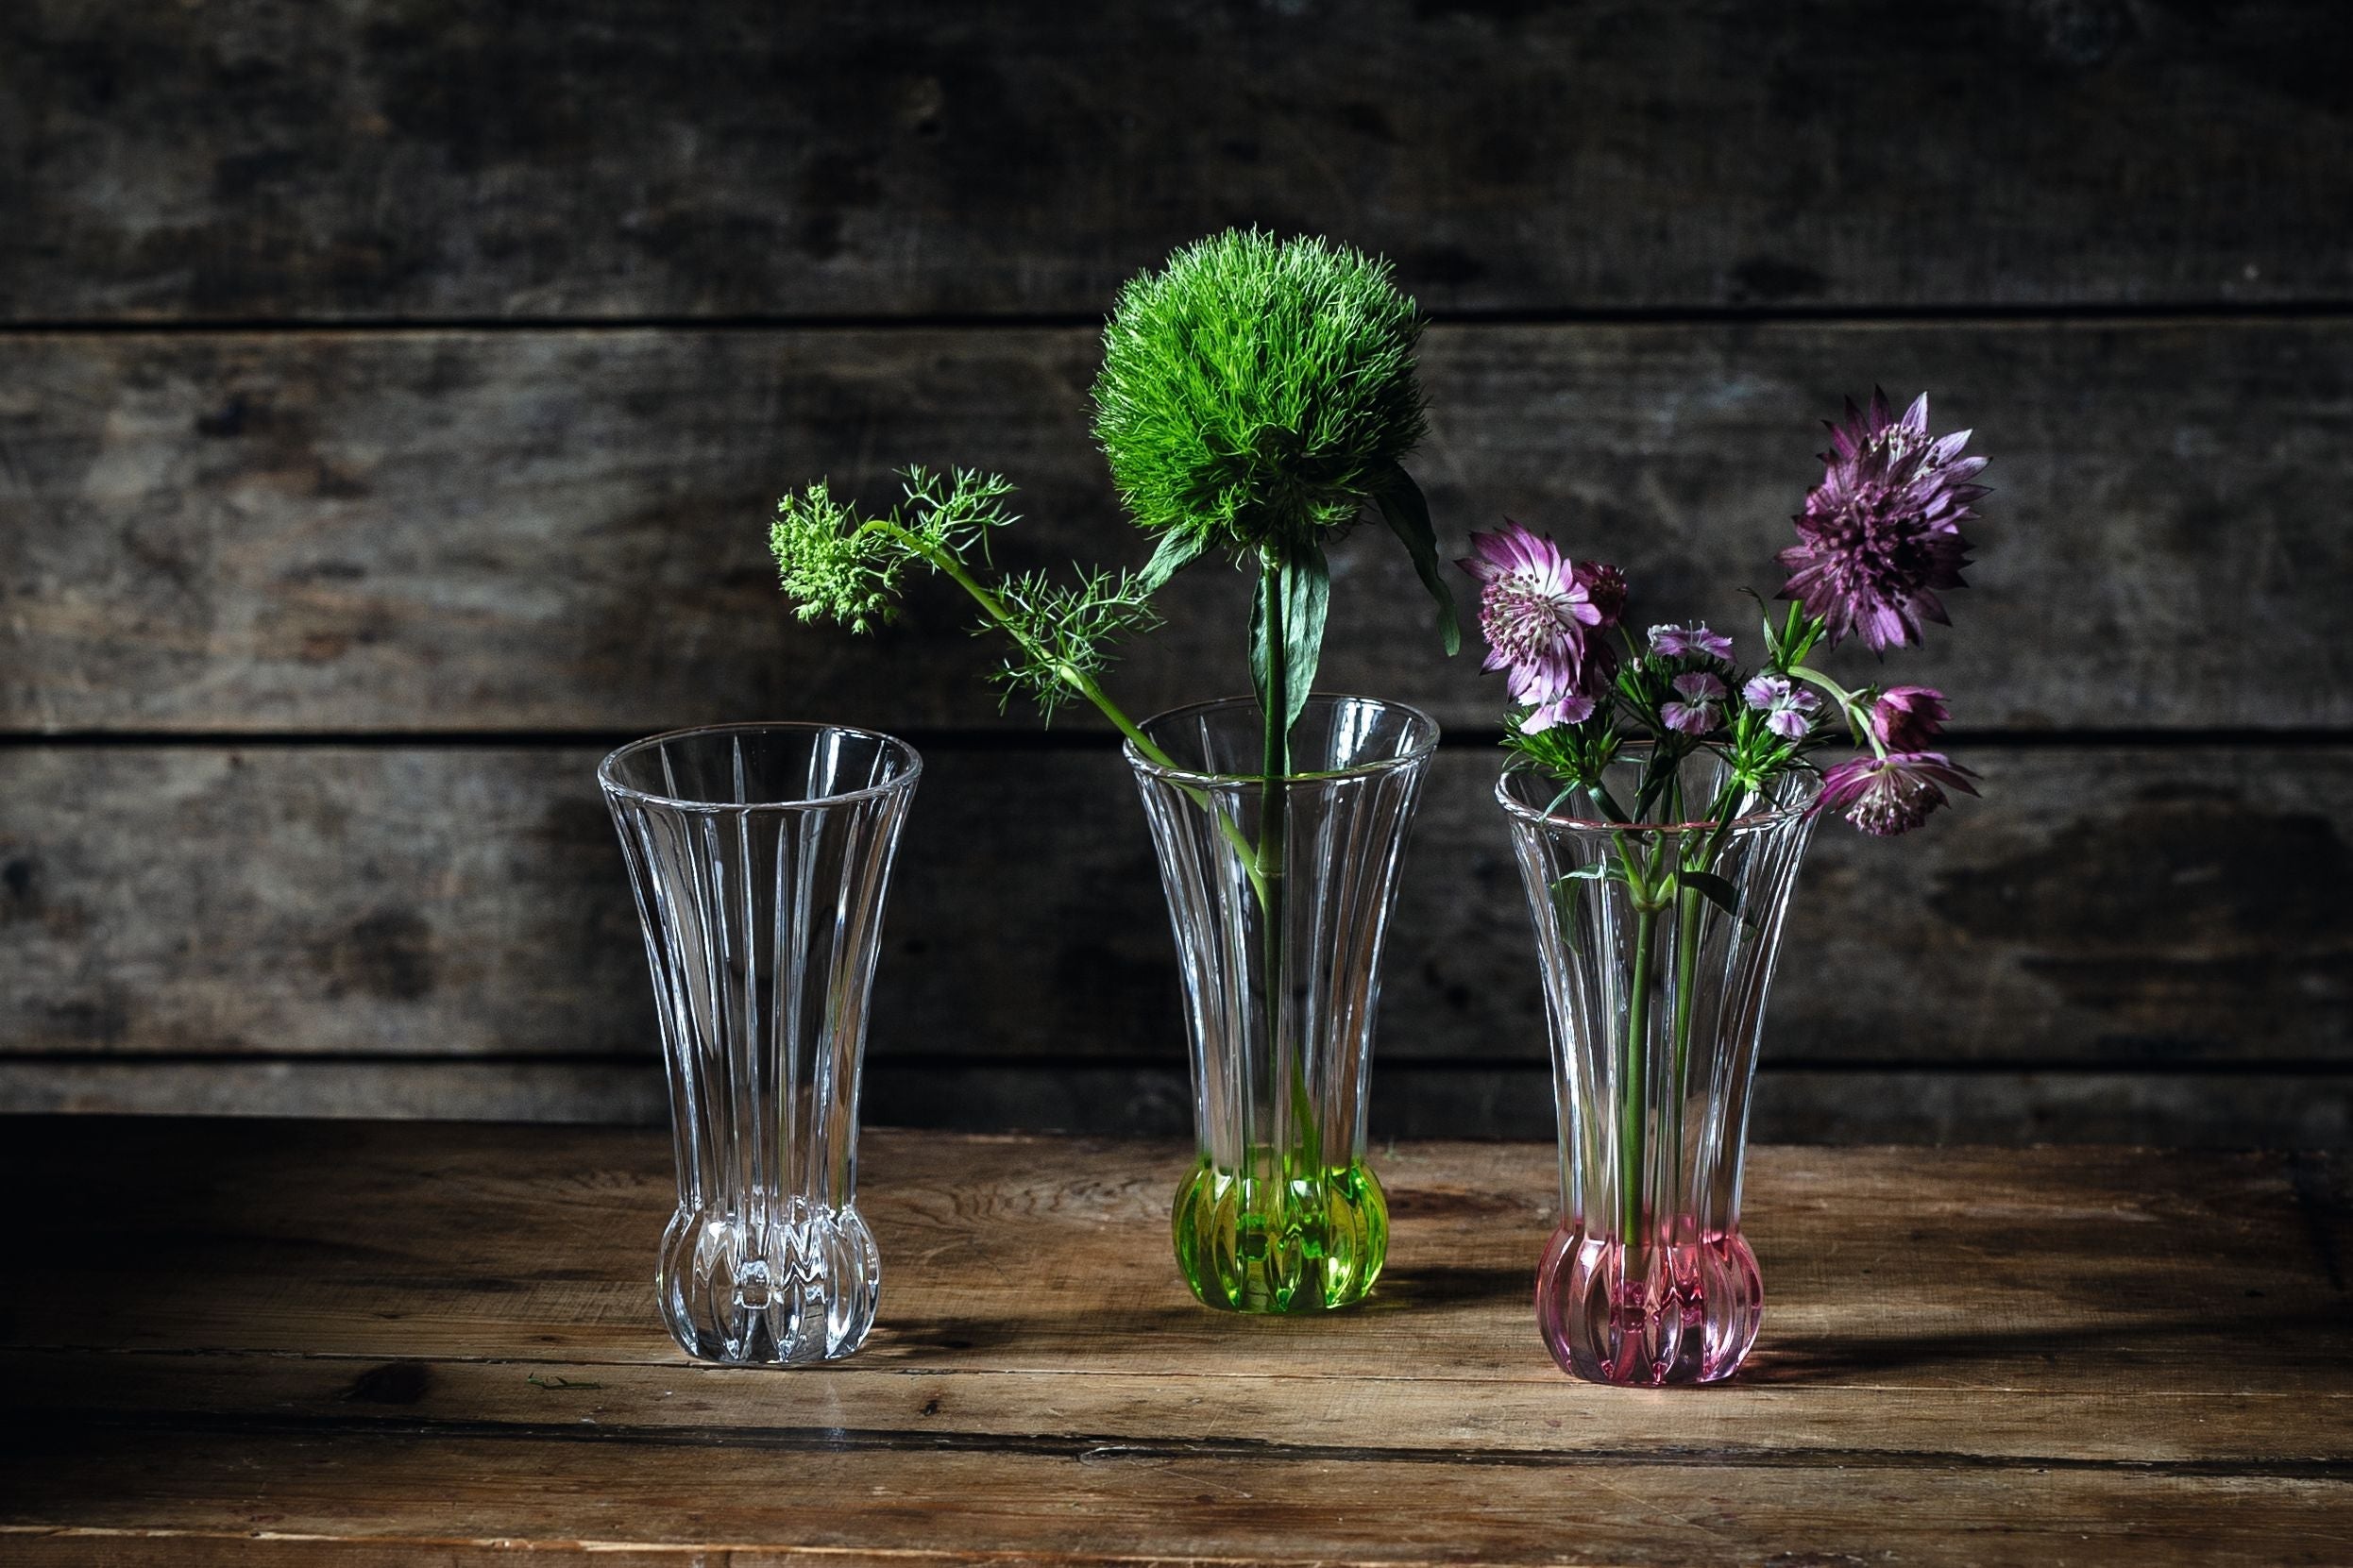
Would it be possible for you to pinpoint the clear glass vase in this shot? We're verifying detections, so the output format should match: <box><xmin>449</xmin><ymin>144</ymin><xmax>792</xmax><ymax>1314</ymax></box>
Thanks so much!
<box><xmin>1498</xmin><ymin>749</ymin><xmax>1819</xmax><ymax>1384</ymax></box>
<box><xmin>599</xmin><ymin>722</ymin><xmax>920</xmax><ymax>1364</ymax></box>
<box><xmin>1126</xmin><ymin>694</ymin><xmax>1439</xmax><ymax>1312</ymax></box>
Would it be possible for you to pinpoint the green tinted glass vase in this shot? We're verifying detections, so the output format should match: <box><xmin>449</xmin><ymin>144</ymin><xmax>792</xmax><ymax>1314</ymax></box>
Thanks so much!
<box><xmin>1126</xmin><ymin>695</ymin><xmax>1437</xmax><ymax>1311</ymax></box>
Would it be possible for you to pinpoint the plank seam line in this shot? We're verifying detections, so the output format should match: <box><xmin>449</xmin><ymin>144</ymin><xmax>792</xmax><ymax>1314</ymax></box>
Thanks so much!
<box><xmin>19</xmin><ymin>1408</ymin><xmax>2353</xmax><ymax>1478</ymax></box>
<box><xmin>4</xmin><ymin>728</ymin><xmax>2352</xmax><ymax>750</ymax></box>
<box><xmin>3</xmin><ymin>300</ymin><xmax>2352</xmax><ymax>334</ymax></box>
<box><xmin>0</xmin><ymin>1527</ymin><xmax>1600</xmax><ymax>1568</ymax></box>
<box><xmin>12</xmin><ymin>1346</ymin><xmax>2351</xmax><ymax>1400</ymax></box>
<box><xmin>8</xmin><ymin>1053</ymin><xmax>2353</xmax><ymax>1077</ymax></box>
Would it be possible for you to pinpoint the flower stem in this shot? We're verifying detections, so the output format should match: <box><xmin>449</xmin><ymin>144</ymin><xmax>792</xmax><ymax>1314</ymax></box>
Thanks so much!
<box><xmin>878</xmin><ymin>521</ymin><xmax>1169</xmax><ymax>758</ymax></box>
<box><xmin>1667</xmin><ymin>874</ymin><xmax>1701</xmax><ymax>1173</ymax></box>
<box><xmin>1787</xmin><ymin>665</ymin><xmax>1884</xmax><ymax>757</ymax></box>
<box><xmin>1621</xmin><ymin>903</ymin><xmax>1659</xmax><ymax>1248</ymax></box>
<box><xmin>874</xmin><ymin>518</ymin><xmax>1269</xmax><ymax>903</ymax></box>
<box><xmin>1255</xmin><ymin>554</ymin><xmax>1316</xmax><ymax>1193</ymax></box>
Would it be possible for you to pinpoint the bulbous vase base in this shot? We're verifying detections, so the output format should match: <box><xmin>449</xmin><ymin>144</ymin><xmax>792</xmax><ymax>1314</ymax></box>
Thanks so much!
<box><xmin>1534</xmin><ymin>1223</ymin><xmax>1762</xmax><ymax>1385</ymax></box>
<box><xmin>658</xmin><ymin>1201</ymin><xmax>881</xmax><ymax>1364</ymax></box>
<box><xmin>1173</xmin><ymin>1153</ymin><xmax>1388</xmax><ymax>1312</ymax></box>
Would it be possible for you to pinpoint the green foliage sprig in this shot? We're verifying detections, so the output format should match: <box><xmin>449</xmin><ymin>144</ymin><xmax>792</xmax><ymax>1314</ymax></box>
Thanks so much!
<box><xmin>770</xmin><ymin>465</ymin><xmax>1161</xmax><ymax>731</ymax></box>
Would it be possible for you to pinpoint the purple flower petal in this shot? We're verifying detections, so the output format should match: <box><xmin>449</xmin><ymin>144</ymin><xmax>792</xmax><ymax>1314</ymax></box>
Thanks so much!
<box><xmin>1650</xmin><ymin>623</ymin><xmax>1734</xmax><ymax>661</ymax></box>
<box><xmin>1520</xmin><ymin>691</ymin><xmax>1599</xmax><ymax>733</ymax></box>
<box><xmin>1460</xmin><ymin>521</ymin><xmax>1629</xmax><ymax>713</ymax></box>
<box><xmin>1779</xmin><ymin>390</ymin><xmax>1983</xmax><ymax>651</ymax></box>
<box><xmin>1815</xmin><ymin>750</ymin><xmax>1979</xmax><ymax>836</ymax></box>
<box><xmin>1662</xmin><ymin>700</ymin><xmax>1719</xmax><ymax>735</ymax></box>
<box><xmin>1871</xmin><ymin>685</ymin><xmax>1950</xmax><ymax>750</ymax></box>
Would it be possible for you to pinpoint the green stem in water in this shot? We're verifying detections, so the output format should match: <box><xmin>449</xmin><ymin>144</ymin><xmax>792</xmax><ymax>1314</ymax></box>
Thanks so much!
<box><xmin>1667</xmin><ymin>876</ymin><xmax>1701</xmax><ymax>1173</ymax></box>
<box><xmin>1255</xmin><ymin>554</ymin><xmax>1317</xmax><ymax>1191</ymax></box>
<box><xmin>1665</xmin><ymin>778</ymin><xmax>1745</xmax><ymax>1192</ymax></box>
<box><xmin>1621</xmin><ymin>904</ymin><xmax>1659</xmax><ymax>1248</ymax></box>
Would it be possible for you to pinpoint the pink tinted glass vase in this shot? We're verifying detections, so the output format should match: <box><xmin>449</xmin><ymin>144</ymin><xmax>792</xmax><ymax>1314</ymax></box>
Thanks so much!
<box><xmin>1498</xmin><ymin>750</ymin><xmax>1819</xmax><ymax>1385</ymax></box>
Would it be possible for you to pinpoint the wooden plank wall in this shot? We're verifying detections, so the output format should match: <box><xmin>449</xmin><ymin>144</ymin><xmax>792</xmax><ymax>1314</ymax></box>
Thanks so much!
<box><xmin>2</xmin><ymin>2</ymin><xmax>2349</xmax><ymax>1143</ymax></box>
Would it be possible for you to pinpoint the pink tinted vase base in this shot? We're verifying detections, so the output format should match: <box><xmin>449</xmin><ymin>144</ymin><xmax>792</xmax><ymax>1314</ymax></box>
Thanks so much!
<box><xmin>1535</xmin><ymin>1223</ymin><xmax>1763</xmax><ymax>1386</ymax></box>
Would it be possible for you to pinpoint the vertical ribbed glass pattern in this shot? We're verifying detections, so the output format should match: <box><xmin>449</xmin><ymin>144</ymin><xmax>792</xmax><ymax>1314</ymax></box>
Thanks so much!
<box><xmin>599</xmin><ymin>723</ymin><xmax>919</xmax><ymax>1364</ymax></box>
<box><xmin>1126</xmin><ymin>695</ymin><xmax>1438</xmax><ymax>1312</ymax></box>
<box><xmin>1498</xmin><ymin>750</ymin><xmax>1817</xmax><ymax>1384</ymax></box>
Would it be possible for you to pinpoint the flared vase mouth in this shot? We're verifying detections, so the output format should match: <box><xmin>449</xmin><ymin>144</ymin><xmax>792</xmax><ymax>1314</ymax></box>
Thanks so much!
<box><xmin>1121</xmin><ymin>693</ymin><xmax>1442</xmax><ymax>788</ymax></box>
<box><xmin>598</xmin><ymin>720</ymin><xmax>923</xmax><ymax>812</ymax></box>
<box><xmin>1494</xmin><ymin>754</ymin><xmax>1820</xmax><ymax>835</ymax></box>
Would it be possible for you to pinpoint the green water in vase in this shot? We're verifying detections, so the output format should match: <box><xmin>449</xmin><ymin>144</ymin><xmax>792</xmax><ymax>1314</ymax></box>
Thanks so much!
<box><xmin>1172</xmin><ymin>1150</ymin><xmax>1389</xmax><ymax>1311</ymax></box>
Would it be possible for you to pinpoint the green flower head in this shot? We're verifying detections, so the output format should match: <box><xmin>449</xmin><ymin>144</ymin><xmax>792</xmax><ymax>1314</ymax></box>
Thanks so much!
<box><xmin>1092</xmin><ymin>229</ymin><xmax>1428</xmax><ymax>562</ymax></box>
<box><xmin>769</xmin><ymin>479</ymin><xmax>907</xmax><ymax>634</ymax></box>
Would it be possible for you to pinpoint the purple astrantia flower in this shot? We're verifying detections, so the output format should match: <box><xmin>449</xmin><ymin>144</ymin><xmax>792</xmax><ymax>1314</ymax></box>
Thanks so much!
<box><xmin>1650</xmin><ymin>623</ymin><xmax>1734</xmax><ymax>661</ymax></box>
<box><xmin>1815</xmin><ymin>750</ymin><xmax>1980</xmax><ymax>836</ymax></box>
<box><xmin>1460</xmin><ymin>522</ymin><xmax>1612</xmax><ymax>713</ymax></box>
<box><xmin>1870</xmin><ymin>684</ymin><xmax>1949</xmax><ymax>751</ymax></box>
<box><xmin>1780</xmin><ymin>390</ymin><xmax>1985</xmax><ymax>651</ymax></box>
<box><xmin>1574</xmin><ymin>562</ymin><xmax>1629</xmax><ymax>629</ymax></box>
<box><xmin>1662</xmin><ymin>670</ymin><xmax>1726</xmax><ymax>734</ymax></box>
<box><xmin>1741</xmin><ymin>673</ymin><xmax>1820</xmax><ymax>741</ymax></box>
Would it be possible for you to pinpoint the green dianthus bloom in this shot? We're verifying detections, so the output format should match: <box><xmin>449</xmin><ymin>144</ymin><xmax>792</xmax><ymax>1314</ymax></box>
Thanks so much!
<box><xmin>1093</xmin><ymin>229</ymin><xmax>1430</xmax><ymax>565</ymax></box>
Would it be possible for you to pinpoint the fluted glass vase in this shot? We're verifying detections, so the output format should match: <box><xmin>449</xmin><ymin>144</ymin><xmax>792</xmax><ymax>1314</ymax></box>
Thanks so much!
<box><xmin>1498</xmin><ymin>750</ymin><xmax>1818</xmax><ymax>1384</ymax></box>
<box><xmin>600</xmin><ymin>722</ymin><xmax>920</xmax><ymax>1364</ymax></box>
<box><xmin>1126</xmin><ymin>695</ymin><xmax>1438</xmax><ymax>1312</ymax></box>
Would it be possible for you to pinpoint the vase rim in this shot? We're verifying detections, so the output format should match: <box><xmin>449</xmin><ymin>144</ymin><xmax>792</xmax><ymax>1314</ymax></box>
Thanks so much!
<box><xmin>1493</xmin><ymin>754</ymin><xmax>1820</xmax><ymax>835</ymax></box>
<box><xmin>1122</xmin><ymin>693</ymin><xmax>1441</xmax><ymax>787</ymax></box>
<box><xmin>598</xmin><ymin>720</ymin><xmax>923</xmax><ymax>813</ymax></box>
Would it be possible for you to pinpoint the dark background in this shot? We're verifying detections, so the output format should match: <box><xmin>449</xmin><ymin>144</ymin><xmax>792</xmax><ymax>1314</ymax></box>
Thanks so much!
<box><xmin>2</xmin><ymin>2</ymin><xmax>2348</xmax><ymax>1144</ymax></box>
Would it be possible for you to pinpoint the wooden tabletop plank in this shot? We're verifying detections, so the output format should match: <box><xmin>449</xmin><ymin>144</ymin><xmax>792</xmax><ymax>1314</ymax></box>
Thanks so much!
<box><xmin>5</xmin><ymin>746</ymin><xmax>2348</xmax><ymax>1084</ymax></box>
<box><xmin>5</xmin><ymin>1429</ymin><xmax>2348</xmax><ymax>1568</ymax></box>
<box><xmin>8</xmin><ymin>1350</ymin><xmax>2345</xmax><ymax>1467</ymax></box>
<box><xmin>6</xmin><ymin>322</ymin><xmax>2348</xmax><ymax>735</ymax></box>
<box><xmin>5</xmin><ymin>2</ymin><xmax>2345</xmax><ymax>319</ymax></box>
<box><xmin>1</xmin><ymin>1119</ymin><xmax>2344</xmax><ymax>1563</ymax></box>
<box><xmin>1</xmin><ymin>1121</ymin><xmax>2343</xmax><ymax>1389</ymax></box>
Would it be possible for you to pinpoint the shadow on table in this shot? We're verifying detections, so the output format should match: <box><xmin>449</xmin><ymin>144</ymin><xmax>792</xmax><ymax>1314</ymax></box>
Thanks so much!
<box><xmin>873</xmin><ymin>1263</ymin><xmax>1534</xmax><ymax>1359</ymax></box>
<box><xmin>1746</xmin><ymin>1305</ymin><xmax>2343</xmax><ymax>1385</ymax></box>
<box><xmin>1364</xmin><ymin>1262</ymin><xmax>1531</xmax><ymax>1310</ymax></box>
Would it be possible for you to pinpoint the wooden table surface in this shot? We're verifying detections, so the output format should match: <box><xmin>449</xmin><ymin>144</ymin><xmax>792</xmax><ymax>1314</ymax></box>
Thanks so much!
<box><xmin>1</xmin><ymin>1119</ymin><xmax>2346</xmax><ymax>1566</ymax></box>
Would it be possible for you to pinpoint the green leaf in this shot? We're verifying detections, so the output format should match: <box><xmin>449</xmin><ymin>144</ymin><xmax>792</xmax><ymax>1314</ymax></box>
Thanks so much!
<box><xmin>1373</xmin><ymin>465</ymin><xmax>1462</xmax><ymax>656</ymax></box>
<box><xmin>1676</xmin><ymin>868</ymin><xmax>1740</xmax><ymax>914</ymax></box>
<box><xmin>1549</xmin><ymin>862</ymin><xmax>1628</xmax><ymax>953</ymax></box>
<box><xmin>1281</xmin><ymin>547</ymin><xmax>1329</xmax><ymax>733</ymax></box>
<box><xmin>1675</xmin><ymin>867</ymin><xmax>1760</xmax><ymax>937</ymax></box>
<box><xmin>1251</xmin><ymin>548</ymin><xmax>1330</xmax><ymax>751</ymax></box>
<box><xmin>1549</xmin><ymin>874</ymin><xmax>1583</xmax><ymax>953</ymax></box>
<box><xmin>1250</xmin><ymin>565</ymin><xmax>1274</xmax><ymax>734</ymax></box>
<box><xmin>1139</xmin><ymin>529</ymin><xmax>1206</xmax><ymax>593</ymax></box>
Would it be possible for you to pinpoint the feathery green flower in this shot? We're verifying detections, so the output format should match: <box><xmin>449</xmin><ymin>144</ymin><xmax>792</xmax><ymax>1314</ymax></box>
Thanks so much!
<box><xmin>1093</xmin><ymin>228</ymin><xmax>1428</xmax><ymax>562</ymax></box>
<box><xmin>769</xmin><ymin>466</ymin><xmax>1158</xmax><ymax>724</ymax></box>
<box><xmin>769</xmin><ymin>478</ymin><xmax>909</xmax><ymax>634</ymax></box>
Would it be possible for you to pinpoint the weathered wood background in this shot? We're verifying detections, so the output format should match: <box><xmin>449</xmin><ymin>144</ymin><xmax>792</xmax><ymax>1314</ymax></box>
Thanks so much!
<box><xmin>3</xmin><ymin>1</ymin><xmax>2348</xmax><ymax>1143</ymax></box>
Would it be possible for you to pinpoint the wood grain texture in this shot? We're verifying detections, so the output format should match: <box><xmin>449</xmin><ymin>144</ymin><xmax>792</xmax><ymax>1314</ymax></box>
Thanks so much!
<box><xmin>0</xmin><ymin>1120</ymin><xmax>2345</xmax><ymax>1565</ymax></box>
<box><xmin>6</xmin><ymin>320</ymin><xmax>2351</xmax><ymax>733</ymax></box>
<box><xmin>4</xmin><ymin>1059</ymin><xmax>2347</xmax><ymax>1149</ymax></box>
<box><xmin>4</xmin><ymin>2</ymin><xmax>2348</xmax><ymax>319</ymax></box>
<box><xmin>3</xmin><ymin>744</ymin><xmax>2346</xmax><ymax>1086</ymax></box>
